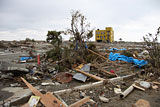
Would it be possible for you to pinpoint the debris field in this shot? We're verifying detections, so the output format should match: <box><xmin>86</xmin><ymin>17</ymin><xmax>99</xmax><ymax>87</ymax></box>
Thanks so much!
<box><xmin>0</xmin><ymin>41</ymin><xmax>160</xmax><ymax>107</ymax></box>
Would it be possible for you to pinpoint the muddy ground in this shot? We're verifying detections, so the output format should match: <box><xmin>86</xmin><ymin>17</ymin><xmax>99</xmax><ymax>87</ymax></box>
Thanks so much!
<box><xmin>0</xmin><ymin>41</ymin><xmax>160</xmax><ymax>107</ymax></box>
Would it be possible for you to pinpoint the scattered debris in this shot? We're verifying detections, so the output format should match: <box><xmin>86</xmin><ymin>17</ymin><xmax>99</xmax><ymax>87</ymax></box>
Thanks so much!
<box><xmin>56</xmin><ymin>72</ymin><xmax>73</xmax><ymax>83</ymax></box>
<box><xmin>114</xmin><ymin>88</ymin><xmax>122</xmax><ymax>94</ymax></box>
<box><xmin>135</xmin><ymin>99</ymin><xmax>151</xmax><ymax>107</ymax></box>
<box><xmin>109</xmin><ymin>48</ymin><xmax>126</xmax><ymax>51</ymax></box>
<box><xmin>10</xmin><ymin>83</ymin><xmax>20</xmax><ymax>87</ymax></box>
<box><xmin>74</xmin><ymin>68</ymin><xmax>105</xmax><ymax>81</ymax></box>
<box><xmin>21</xmin><ymin>77</ymin><xmax>66</xmax><ymax>107</ymax></box>
<box><xmin>152</xmin><ymin>81</ymin><xmax>160</xmax><ymax>85</ymax></box>
<box><xmin>20</xmin><ymin>56</ymin><xmax>32</xmax><ymax>62</ymax></box>
<box><xmin>73</xmin><ymin>63</ymin><xmax>90</xmax><ymax>82</ymax></box>
<box><xmin>7</xmin><ymin>67</ymin><xmax>29</xmax><ymax>73</ymax></box>
<box><xmin>41</xmin><ymin>82</ymin><xmax>60</xmax><ymax>86</ymax></box>
<box><xmin>28</xmin><ymin>96</ymin><xmax>40</xmax><ymax>107</ymax></box>
<box><xmin>99</xmin><ymin>96</ymin><xmax>109</xmax><ymax>103</ymax></box>
<box><xmin>120</xmin><ymin>84</ymin><xmax>134</xmax><ymax>98</ymax></box>
<box><xmin>152</xmin><ymin>85</ymin><xmax>158</xmax><ymax>90</ymax></box>
<box><xmin>133</xmin><ymin>84</ymin><xmax>145</xmax><ymax>91</ymax></box>
<box><xmin>0</xmin><ymin>40</ymin><xmax>159</xmax><ymax>106</ymax></box>
<box><xmin>79</xmin><ymin>91</ymin><xmax>86</xmax><ymax>98</ymax></box>
<box><xmin>69</xmin><ymin>96</ymin><xmax>91</xmax><ymax>107</ymax></box>
<box><xmin>139</xmin><ymin>81</ymin><xmax>151</xmax><ymax>89</ymax></box>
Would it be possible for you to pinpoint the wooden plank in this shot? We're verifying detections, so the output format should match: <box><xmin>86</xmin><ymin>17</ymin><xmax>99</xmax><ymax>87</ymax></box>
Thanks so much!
<box><xmin>74</xmin><ymin>68</ymin><xmax>105</xmax><ymax>81</ymax></box>
<box><xmin>91</xmin><ymin>64</ymin><xmax>116</xmax><ymax>76</ymax></box>
<box><xmin>87</xmin><ymin>49</ymin><xmax>117</xmax><ymax>66</ymax></box>
<box><xmin>76</xmin><ymin>64</ymin><xmax>84</xmax><ymax>69</ymax></box>
<box><xmin>21</xmin><ymin>77</ymin><xmax>66</xmax><ymax>107</ymax></box>
<box><xmin>43</xmin><ymin>92</ymin><xmax>66</xmax><ymax>107</ymax></box>
<box><xmin>133</xmin><ymin>84</ymin><xmax>145</xmax><ymax>91</ymax></box>
<box><xmin>152</xmin><ymin>81</ymin><xmax>160</xmax><ymax>85</ymax></box>
<box><xmin>21</xmin><ymin>77</ymin><xmax>43</xmax><ymax>97</ymax></box>
<box><xmin>87</xmin><ymin>49</ymin><xmax>108</xmax><ymax>60</ymax></box>
<box><xmin>69</xmin><ymin>96</ymin><xmax>90</xmax><ymax>107</ymax></box>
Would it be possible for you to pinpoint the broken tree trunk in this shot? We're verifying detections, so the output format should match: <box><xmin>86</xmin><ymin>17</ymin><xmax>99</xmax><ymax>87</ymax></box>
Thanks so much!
<box><xmin>74</xmin><ymin>68</ymin><xmax>105</xmax><ymax>81</ymax></box>
<box><xmin>54</xmin><ymin>74</ymin><xmax>135</xmax><ymax>95</ymax></box>
<box><xmin>69</xmin><ymin>96</ymin><xmax>90</xmax><ymax>107</ymax></box>
<box><xmin>21</xmin><ymin>77</ymin><xmax>66</xmax><ymax>107</ymax></box>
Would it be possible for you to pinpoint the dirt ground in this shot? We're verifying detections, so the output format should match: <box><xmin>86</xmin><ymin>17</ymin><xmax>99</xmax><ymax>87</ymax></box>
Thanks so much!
<box><xmin>0</xmin><ymin>41</ymin><xmax>160</xmax><ymax>107</ymax></box>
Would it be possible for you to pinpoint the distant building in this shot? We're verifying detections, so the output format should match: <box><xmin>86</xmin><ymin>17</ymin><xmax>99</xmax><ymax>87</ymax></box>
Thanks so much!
<box><xmin>95</xmin><ymin>27</ymin><xmax>114</xmax><ymax>42</ymax></box>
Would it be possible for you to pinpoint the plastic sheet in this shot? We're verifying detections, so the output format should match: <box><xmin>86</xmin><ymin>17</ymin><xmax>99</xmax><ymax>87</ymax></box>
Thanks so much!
<box><xmin>20</xmin><ymin>57</ymin><xmax>32</xmax><ymax>61</ymax></box>
<box><xmin>109</xmin><ymin>52</ymin><xmax>148</xmax><ymax>67</ymax></box>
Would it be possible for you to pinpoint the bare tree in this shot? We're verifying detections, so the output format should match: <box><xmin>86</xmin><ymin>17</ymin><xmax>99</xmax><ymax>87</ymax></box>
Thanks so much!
<box><xmin>67</xmin><ymin>10</ymin><xmax>93</xmax><ymax>51</ymax></box>
<box><xmin>143</xmin><ymin>27</ymin><xmax>160</xmax><ymax>72</ymax></box>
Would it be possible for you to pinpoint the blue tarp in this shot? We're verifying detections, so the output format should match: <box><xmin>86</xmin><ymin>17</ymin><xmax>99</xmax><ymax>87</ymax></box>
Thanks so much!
<box><xmin>109</xmin><ymin>48</ymin><xmax>126</xmax><ymax>51</ymax></box>
<box><xmin>109</xmin><ymin>52</ymin><xmax>148</xmax><ymax>67</ymax></box>
<box><xmin>75</xmin><ymin>41</ymin><xmax>88</xmax><ymax>50</ymax></box>
<box><xmin>20</xmin><ymin>57</ymin><xmax>32</xmax><ymax>61</ymax></box>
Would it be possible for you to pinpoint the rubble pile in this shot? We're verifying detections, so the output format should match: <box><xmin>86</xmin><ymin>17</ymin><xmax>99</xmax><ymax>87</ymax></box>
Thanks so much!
<box><xmin>0</xmin><ymin>40</ymin><xmax>160</xmax><ymax>107</ymax></box>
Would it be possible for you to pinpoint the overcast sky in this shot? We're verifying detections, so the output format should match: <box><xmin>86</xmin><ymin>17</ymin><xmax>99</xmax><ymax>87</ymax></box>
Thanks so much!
<box><xmin>0</xmin><ymin>0</ymin><xmax>160</xmax><ymax>41</ymax></box>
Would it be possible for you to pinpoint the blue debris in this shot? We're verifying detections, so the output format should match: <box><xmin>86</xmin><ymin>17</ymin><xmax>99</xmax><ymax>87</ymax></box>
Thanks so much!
<box><xmin>109</xmin><ymin>52</ymin><xmax>148</xmax><ymax>67</ymax></box>
<box><xmin>75</xmin><ymin>41</ymin><xmax>88</xmax><ymax>50</ymax></box>
<box><xmin>75</xmin><ymin>41</ymin><xmax>78</xmax><ymax>50</ymax></box>
<box><xmin>109</xmin><ymin>48</ymin><xmax>126</xmax><ymax>51</ymax></box>
<box><xmin>85</xmin><ymin>42</ymin><xmax>88</xmax><ymax>49</ymax></box>
<box><xmin>20</xmin><ymin>57</ymin><xmax>32</xmax><ymax>61</ymax></box>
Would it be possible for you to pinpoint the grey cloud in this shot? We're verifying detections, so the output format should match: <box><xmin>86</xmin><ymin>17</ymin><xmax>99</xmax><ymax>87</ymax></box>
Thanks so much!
<box><xmin>0</xmin><ymin>0</ymin><xmax>159</xmax><ymax>41</ymax></box>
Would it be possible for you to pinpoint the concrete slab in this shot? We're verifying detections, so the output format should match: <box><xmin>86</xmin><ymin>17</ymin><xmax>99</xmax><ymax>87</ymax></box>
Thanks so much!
<box><xmin>0</xmin><ymin>87</ymin><xmax>32</xmax><ymax>106</ymax></box>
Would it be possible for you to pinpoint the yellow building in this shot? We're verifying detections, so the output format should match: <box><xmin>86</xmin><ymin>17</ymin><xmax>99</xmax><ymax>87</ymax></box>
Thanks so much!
<box><xmin>95</xmin><ymin>27</ymin><xmax>114</xmax><ymax>42</ymax></box>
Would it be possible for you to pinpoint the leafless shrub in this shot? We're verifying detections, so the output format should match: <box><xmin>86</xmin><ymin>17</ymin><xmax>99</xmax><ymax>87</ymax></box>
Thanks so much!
<box><xmin>143</xmin><ymin>27</ymin><xmax>160</xmax><ymax>71</ymax></box>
